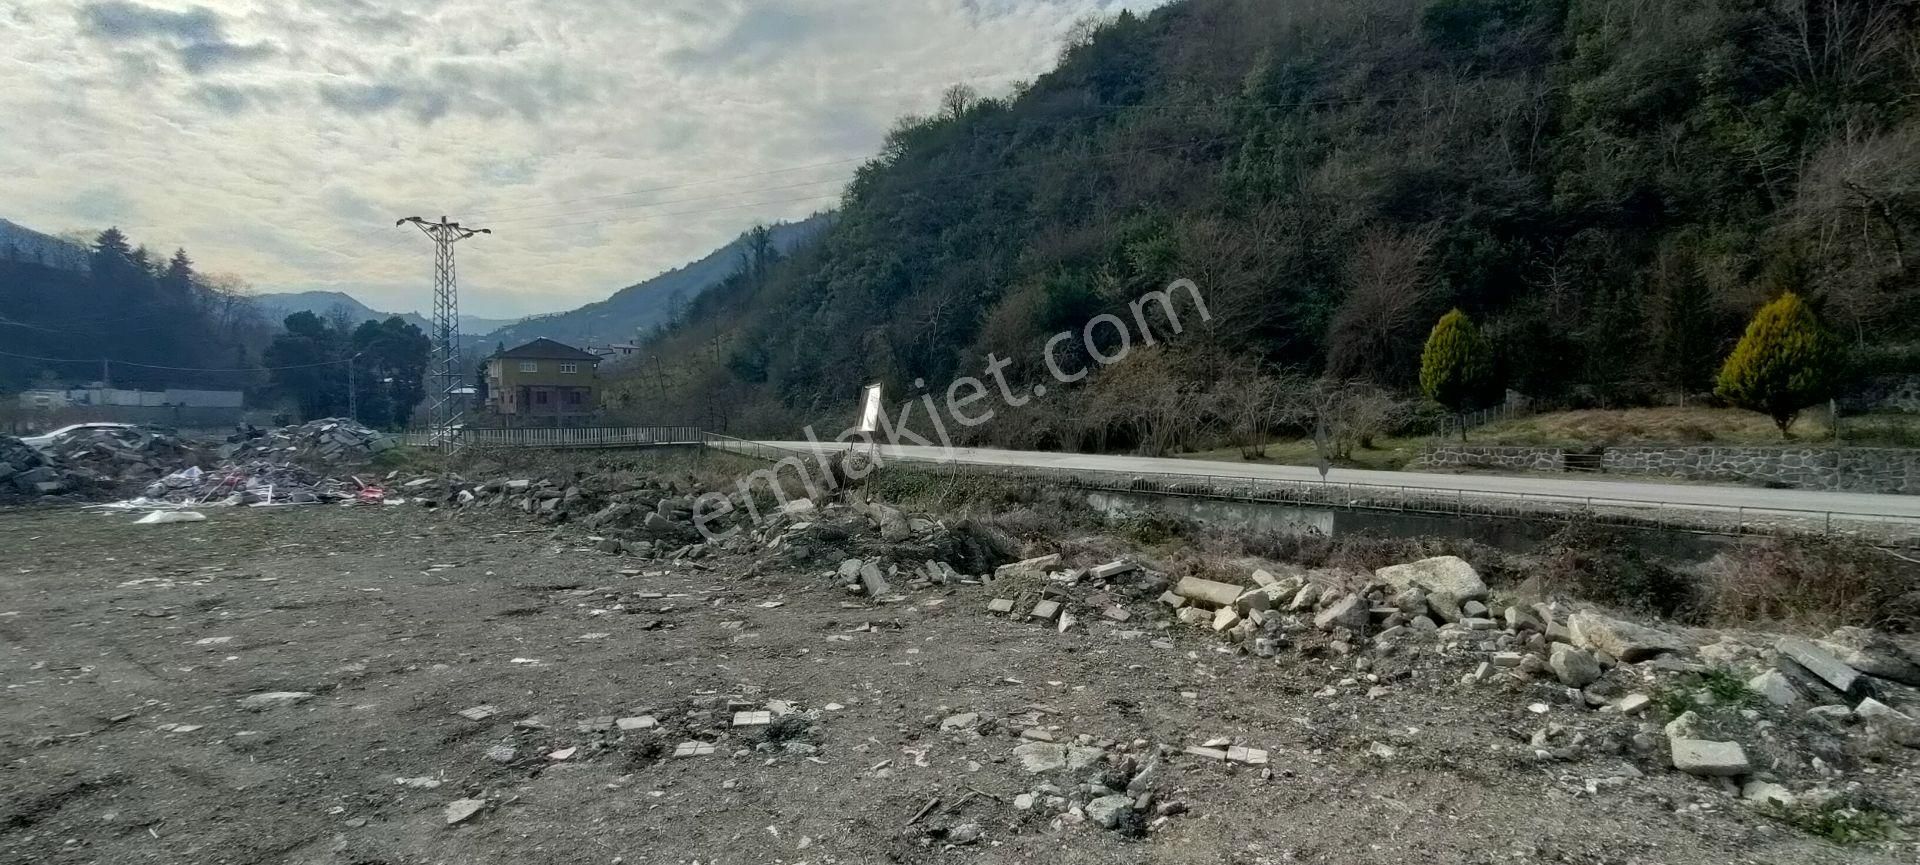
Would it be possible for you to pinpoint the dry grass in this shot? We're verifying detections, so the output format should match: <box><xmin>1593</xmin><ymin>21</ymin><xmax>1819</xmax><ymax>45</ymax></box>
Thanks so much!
<box><xmin>1698</xmin><ymin>537</ymin><xmax>1920</xmax><ymax>631</ymax></box>
<box><xmin>1475</xmin><ymin>407</ymin><xmax>1836</xmax><ymax>447</ymax></box>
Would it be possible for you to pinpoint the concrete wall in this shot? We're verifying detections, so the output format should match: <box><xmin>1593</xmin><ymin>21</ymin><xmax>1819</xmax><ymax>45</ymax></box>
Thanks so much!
<box><xmin>1414</xmin><ymin>443</ymin><xmax>1920</xmax><ymax>494</ymax></box>
<box><xmin>1413</xmin><ymin>445</ymin><xmax>1565</xmax><ymax>472</ymax></box>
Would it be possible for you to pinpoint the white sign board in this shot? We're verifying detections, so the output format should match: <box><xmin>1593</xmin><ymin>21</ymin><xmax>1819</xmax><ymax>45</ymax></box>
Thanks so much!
<box><xmin>857</xmin><ymin>383</ymin><xmax>884</xmax><ymax>434</ymax></box>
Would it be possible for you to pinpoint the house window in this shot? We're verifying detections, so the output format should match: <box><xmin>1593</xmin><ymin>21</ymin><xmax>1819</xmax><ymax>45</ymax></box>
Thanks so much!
<box><xmin>566</xmin><ymin>389</ymin><xmax>582</xmax><ymax>405</ymax></box>
<box><xmin>519</xmin><ymin>361</ymin><xmax>538</xmax><ymax>373</ymax></box>
<box><xmin>535</xmin><ymin>390</ymin><xmax>549</xmax><ymax>405</ymax></box>
<box><xmin>560</xmin><ymin>362</ymin><xmax>578</xmax><ymax>374</ymax></box>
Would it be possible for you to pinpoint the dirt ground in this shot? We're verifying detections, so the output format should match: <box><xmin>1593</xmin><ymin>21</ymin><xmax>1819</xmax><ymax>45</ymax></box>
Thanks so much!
<box><xmin>0</xmin><ymin>503</ymin><xmax>1912</xmax><ymax>864</ymax></box>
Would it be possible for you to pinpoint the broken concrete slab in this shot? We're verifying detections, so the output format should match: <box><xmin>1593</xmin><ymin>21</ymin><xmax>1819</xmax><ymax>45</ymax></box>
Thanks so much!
<box><xmin>1157</xmin><ymin>591</ymin><xmax>1186</xmax><ymax>609</ymax></box>
<box><xmin>858</xmin><ymin>562</ymin><xmax>892</xmax><ymax>598</ymax></box>
<box><xmin>987</xmin><ymin>598</ymin><xmax>1016</xmax><ymax>613</ymax></box>
<box><xmin>1173</xmin><ymin>576</ymin><xmax>1242</xmax><ymax>608</ymax></box>
<box><xmin>1086</xmin><ymin>794</ymin><xmax>1133</xmax><ymax>829</ymax></box>
<box><xmin>1777</xmin><ymin>638</ymin><xmax>1872</xmax><ymax>699</ymax></box>
<box><xmin>1747</xmin><ymin>670</ymin><xmax>1803</xmax><ymax>708</ymax></box>
<box><xmin>455</xmin><ymin>705</ymin><xmax>498</xmax><ymax>721</ymax></box>
<box><xmin>1568</xmin><ymin>611</ymin><xmax>1686</xmax><ymax>662</ymax></box>
<box><xmin>672</xmin><ymin>741</ymin><xmax>715</xmax><ymax>758</ymax></box>
<box><xmin>616</xmin><ymin>715</ymin><xmax>657</xmax><ymax>731</ymax></box>
<box><xmin>1313</xmin><ymin>593</ymin><xmax>1369</xmax><ymax>632</ymax></box>
<box><xmin>1374</xmin><ymin>556</ymin><xmax>1487</xmax><ymax>601</ymax></box>
<box><xmin>995</xmin><ymin>554</ymin><xmax>1061</xmax><ymax>579</ymax></box>
<box><xmin>1030</xmin><ymin>600</ymin><xmax>1061</xmax><ymax>621</ymax></box>
<box><xmin>732</xmin><ymin>710</ymin><xmax>772</xmax><ymax>727</ymax></box>
<box><xmin>1089</xmin><ymin>561</ymin><xmax>1136</xmax><ymax>580</ymax></box>
<box><xmin>1815</xmin><ymin>627</ymin><xmax>1920</xmax><ymax>687</ymax></box>
<box><xmin>1669</xmin><ymin>739</ymin><xmax>1750</xmax><ymax>777</ymax></box>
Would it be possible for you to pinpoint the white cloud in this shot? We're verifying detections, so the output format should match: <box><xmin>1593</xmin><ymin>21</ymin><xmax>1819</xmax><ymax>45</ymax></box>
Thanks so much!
<box><xmin>0</xmin><ymin>0</ymin><xmax>1168</xmax><ymax>317</ymax></box>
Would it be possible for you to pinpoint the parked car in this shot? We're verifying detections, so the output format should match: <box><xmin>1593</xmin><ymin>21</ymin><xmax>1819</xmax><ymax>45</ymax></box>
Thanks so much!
<box><xmin>18</xmin><ymin>422</ymin><xmax>143</xmax><ymax>452</ymax></box>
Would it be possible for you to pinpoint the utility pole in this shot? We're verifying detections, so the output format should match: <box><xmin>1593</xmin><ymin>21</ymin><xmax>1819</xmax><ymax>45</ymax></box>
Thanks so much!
<box><xmin>396</xmin><ymin>215</ymin><xmax>490</xmax><ymax>446</ymax></box>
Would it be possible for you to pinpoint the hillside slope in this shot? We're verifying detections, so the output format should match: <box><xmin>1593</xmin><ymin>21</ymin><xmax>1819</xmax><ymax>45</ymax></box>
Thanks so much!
<box><xmin>474</xmin><ymin>213</ymin><xmax>832</xmax><ymax>351</ymax></box>
<box><xmin>620</xmin><ymin>0</ymin><xmax>1920</xmax><ymax>440</ymax></box>
<box><xmin>250</xmin><ymin>291</ymin><xmax>517</xmax><ymax>337</ymax></box>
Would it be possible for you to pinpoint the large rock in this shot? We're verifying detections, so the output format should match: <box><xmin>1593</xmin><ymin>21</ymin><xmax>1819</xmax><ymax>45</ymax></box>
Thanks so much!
<box><xmin>1815</xmin><ymin>628</ymin><xmax>1920</xmax><ymax>687</ymax></box>
<box><xmin>1669</xmin><ymin>739</ymin><xmax>1750</xmax><ymax>777</ymax></box>
<box><xmin>1549</xmin><ymin>644</ymin><xmax>1603</xmax><ymax>687</ymax></box>
<box><xmin>1085</xmin><ymin>795</ymin><xmax>1133</xmax><ymax>829</ymax></box>
<box><xmin>1374</xmin><ymin>556</ymin><xmax>1487</xmax><ymax>601</ymax></box>
<box><xmin>1568</xmin><ymin>611</ymin><xmax>1686</xmax><ymax>662</ymax></box>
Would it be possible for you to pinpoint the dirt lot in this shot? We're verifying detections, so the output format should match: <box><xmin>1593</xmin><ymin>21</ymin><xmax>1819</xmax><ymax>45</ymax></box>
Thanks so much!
<box><xmin>0</xmin><ymin>502</ymin><xmax>1912</xmax><ymax>864</ymax></box>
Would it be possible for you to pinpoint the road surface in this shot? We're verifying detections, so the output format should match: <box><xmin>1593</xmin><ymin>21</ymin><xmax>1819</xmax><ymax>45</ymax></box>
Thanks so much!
<box><xmin>740</xmin><ymin>441</ymin><xmax>1920</xmax><ymax>523</ymax></box>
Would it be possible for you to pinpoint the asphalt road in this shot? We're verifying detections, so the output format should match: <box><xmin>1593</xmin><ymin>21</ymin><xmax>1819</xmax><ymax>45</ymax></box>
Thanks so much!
<box><xmin>744</xmin><ymin>441</ymin><xmax>1920</xmax><ymax>522</ymax></box>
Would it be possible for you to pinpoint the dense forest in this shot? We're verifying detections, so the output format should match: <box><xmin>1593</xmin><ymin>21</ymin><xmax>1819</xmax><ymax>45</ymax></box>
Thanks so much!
<box><xmin>618</xmin><ymin>0</ymin><xmax>1920</xmax><ymax>449</ymax></box>
<box><xmin>0</xmin><ymin>228</ymin><xmax>271</xmax><ymax>393</ymax></box>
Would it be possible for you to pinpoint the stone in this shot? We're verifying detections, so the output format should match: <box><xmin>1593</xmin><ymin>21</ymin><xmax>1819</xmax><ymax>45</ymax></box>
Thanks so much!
<box><xmin>733</xmin><ymin>710</ymin><xmax>772</xmax><ymax>726</ymax></box>
<box><xmin>1181</xmin><ymin>745</ymin><xmax>1228</xmax><ymax>760</ymax></box>
<box><xmin>995</xmin><ymin>554</ymin><xmax>1061</xmax><ymax>579</ymax></box>
<box><xmin>1462</xmin><ymin>600</ymin><xmax>1490</xmax><ymax>618</ymax></box>
<box><xmin>238</xmin><ymin>691</ymin><xmax>315</xmax><ymax>711</ymax></box>
<box><xmin>1314</xmin><ymin>593</ymin><xmax>1370</xmax><ymax>633</ymax></box>
<box><xmin>1225</xmin><ymin>746</ymin><xmax>1268</xmax><ymax>765</ymax></box>
<box><xmin>987</xmin><ymin>598</ymin><xmax>1016</xmax><ymax>614</ymax></box>
<box><xmin>947</xmin><ymin>822</ymin><xmax>984</xmax><ymax>845</ymax></box>
<box><xmin>1616</xmin><ymin>693</ymin><xmax>1651</xmax><ymax>715</ymax></box>
<box><xmin>1747</xmin><ymin>670</ymin><xmax>1803</xmax><ymax>708</ymax></box>
<box><xmin>1549</xmin><ymin>644</ymin><xmax>1603</xmax><ymax>688</ymax></box>
<box><xmin>1086</xmin><ymin>794</ymin><xmax>1133</xmax><ymax>829</ymax></box>
<box><xmin>940</xmin><ymin>712</ymin><xmax>979</xmax><ymax>730</ymax></box>
<box><xmin>672</xmin><ymin>741</ymin><xmax>715</xmax><ymax>757</ymax></box>
<box><xmin>1030</xmin><ymin>600</ymin><xmax>1061</xmax><ymax>621</ymax></box>
<box><xmin>1250</xmin><ymin>569</ymin><xmax>1278</xmax><ymax>587</ymax></box>
<box><xmin>1567</xmin><ymin>612</ymin><xmax>1685</xmax><ymax>662</ymax></box>
<box><xmin>1374</xmin><ymin>556</ymin><xmax>1487</xmax><ymax>601</ymax></box>
<box><xmin>1157</xmin><ymin>591</ymin><xmax>1186</xmax><ymax>609</ymax></box>
<box><xmin>1669</xmin><ymin>739</ymin><xmax>1750</xmax><ymax>777</ymax></box>
<box><xmin>444</xmin><ymin>798</ymin><xmax>487</xmax><ymax>826</ymax></box>
<box><xmin>1288</xmin><ymin>583</ymin><xmax>1323</xmax><ymax>611</ymax></box>
<box><xmin>1742</xmin><ymin>781</ymin><xmax>1795</xmax><ymax>808</ymax></box>
<box><xmin>1013</xmin><ymin>742</ymin><xmax>1068</xmax><ymax>773</ymax></box>
<box><xmin>1013</xmin><ymin>793</ymin><xmax>1036</xmax><ymax>811</ymax></box>
<box><xmin>1090</xmin><ymin>561</ymin><xmax>1137</xmax><ymax>580</ymax></box>
<box><xmin>1211</xmin><ymin>607</ymin><xmax>1241</xmax><ymax>632</ymax></box>
<box><xmin>858</xmin><ymin>562</ymin><xmax>892</xmax><ymax>598</ymax></box>
<box><xmin>1176</xmin><ymin>607</ymin><xmax>1211</xmax><ymax>626</ymax></box>
<box><xmin>1174</xmin><ymin>577</ymin><xmax>1243</xmax><ymax>608</ymax></box>
<box><xmin>1491</xmin><ymin>652</ymin><xmax>1524</xmax><ymax>668</ymax></box>
<box><xmin>1505</xmin><ymin>605</ymin><xmax>1545</xmax><ymax>632</ymax></box>
<box><xmin>483</xmin><ymin>745</ymin><xmax>516</xmax><ymax>764</ymax></box>
<box><xmin>456</xmin><ymin>705</ymin><xmax>499</xmax><ymax>721</ymax></box>
<box><xmin>1777</xmin><ymin>638</ymin><xmax>1872</xmax><ymax>699</ymax></box>
<box><xmin>1854</xmin><ymin>697</ymin><xmax>1910</xmax><ymax>722</ymax></box>
<box><xmin>1426</xmin><ymin>592</ymin><xmax>1464</xmax><ymax>624</ymax></box>
<box><xmin>1815</xmin><ymin>627</ymin><xmax>1920</xmax><ymax>686</ymax></box>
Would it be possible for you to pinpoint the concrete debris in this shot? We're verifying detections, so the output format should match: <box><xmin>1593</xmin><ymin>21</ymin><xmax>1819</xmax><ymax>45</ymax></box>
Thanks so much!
<box><xmin>1776</xmin><ymin>638</ymin><xmax>1873</xmax><ymax>699</ymax></box>
<box><xmin>444</xmin><ymin>798</ymin><xmax>488</xmax><ymax>826</ymax></box>
<box><xmin>1567</xmin><ymin>611</ymin><xmax>1685</xmax><ymax>662</ymax></box>
<box><xmin>1374</xmin><ymin>556</ymin><xmax>1487</xmax><ymax>601</ymax></box>
<box><xmin>1814</xmin><ymin>627</ymin><xmax>1920</xmax><ymax>687</ymax></box>
<box><xmin>456</xmin><ymin>705</ymin><xmax>499</xmax><ymax>721</ymax></box>
<box><xmin>1173</xmin><ymin>576</ymin><xmax>1243</xmax><ymax>608</ymax></box>
<box><xmin>1312</xmin><ymin>593</ymin><xmax>1369</xmax><ymax>633</ymax></box>
<box><xmin>732</xmin><ymin>710</ymin><xmax>772</xmax><ymax>727</ymax></box>
<box><xmin>1089</xmin><ymin>560</ymin><xmax>1137</xmax><ymax>580</ymax></box>
<box><xmin>672</xmin><ymin>741</ymin><xmax>716</xmax><ymax>758</ymax></box>
<box><xmin>238</xmin><ymin>691</ymin><xmax>315</xmax><ymax>711</ymax></box>
<box><xmin>1669</xmin><ymin>739</ymin><xmax>1750</xmax><ymax>777</ymax></box>
<box><xmin>1548</xmin><ymin>644</ymin><xmax>1603</xmax><ymax>688</ymax></box>
<box><xmin>995</xmin><ymin>554</ymin><xmax>1061</xmax><ymax>579</ymax></box>
<box><xmin>1741</xmin><ymin>781</ymin><xmax>1795</xmax><ymax>808</ymax></box>
<box><xmin>1085</xmin><ymin>795</ymin><xmax>1132</xmax><ymax>829</ymax></box>
<box><xmin>1746</xmin><ymin>670</ymin><xmax>1803</xmax><ymax>708</ymax></box>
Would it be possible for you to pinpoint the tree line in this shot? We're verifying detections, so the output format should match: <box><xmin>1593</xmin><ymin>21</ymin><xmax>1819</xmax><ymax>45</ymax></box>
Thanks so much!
<box><xmin>611</xmin><ymin>0</ymin><xmax>1918</xmax><ymax>450</ymax></box>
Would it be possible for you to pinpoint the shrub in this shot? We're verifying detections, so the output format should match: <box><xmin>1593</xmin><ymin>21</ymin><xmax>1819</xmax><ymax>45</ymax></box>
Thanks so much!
<box><xmin>1715</xmin><ymin>292</ymin><xmax>1844</xmax><ymax>437</ymax></box>
<box><xmin>1420</xmin><ymin>308</ymin><xmax>1496</xmax><ymax>414</ymax></box>
<box><xmin>1699</xmin><ymin>536</ymin><xmax>1920</xmax><ymax>631</ymax></box>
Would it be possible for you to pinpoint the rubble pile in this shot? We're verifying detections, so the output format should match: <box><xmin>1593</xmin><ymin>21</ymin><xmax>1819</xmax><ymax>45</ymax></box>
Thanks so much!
<box><xmin>977</xmin><ymin>552</ymin><xmax>1920</xmax><ymax>818</ymax></box>
<box><xmin>219</xmin><ymin>418</ymin><xmax>395</xmax><ymax>465</ymax></box>
<box><xmin>137</xmin><ymin>461</ymin><xmax>359</xmax><ymax>505</ymax></box>
<box><xmin>2</xmin><ymin>428</ymin><xmax>201</xmax><ymax>499</ymax></box>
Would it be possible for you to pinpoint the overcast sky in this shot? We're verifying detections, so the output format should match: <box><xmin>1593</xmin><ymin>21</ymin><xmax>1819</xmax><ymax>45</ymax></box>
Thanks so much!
<box><xmin>1</xmin><ymin>0</ymin><xmax>1166</xmax><ymax>318</ymax></box>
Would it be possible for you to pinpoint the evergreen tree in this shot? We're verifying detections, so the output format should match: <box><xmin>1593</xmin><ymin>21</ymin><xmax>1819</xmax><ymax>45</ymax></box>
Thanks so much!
<box><xmin>1715</xmin><ymin>292</ymin><xmax>1844</xmax><ymax>437</ymax></box>
<box><xmin>1420</xmin><ymin>309</ymin><xmax>1494</xmax><ymax>421</ymax></box>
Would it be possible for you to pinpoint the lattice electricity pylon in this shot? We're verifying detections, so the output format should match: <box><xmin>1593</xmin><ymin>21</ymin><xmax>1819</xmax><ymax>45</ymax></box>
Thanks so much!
<box><xmin>397</xmin><ymin>215</ymin><xmax>490</xmax><ymax>448</ymax></box>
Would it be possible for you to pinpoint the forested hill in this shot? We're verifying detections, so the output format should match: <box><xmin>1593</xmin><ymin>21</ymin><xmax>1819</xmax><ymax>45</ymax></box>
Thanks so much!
<box><xmin>620</xmin><ymin>0</ymin><xmax>1919</xmax><ymax>440</ymax></box>
<box><xmin>474</xmin><ymin>213</ymin><xmax>832</xmax><ymax>351</ymax></box>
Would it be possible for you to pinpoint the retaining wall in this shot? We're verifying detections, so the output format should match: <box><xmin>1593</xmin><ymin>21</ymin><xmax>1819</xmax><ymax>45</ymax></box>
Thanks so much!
<box><xmin>1414</xmin><ymin>445</ymin><xmax>1565</xmax><ymax>473</ymax></box>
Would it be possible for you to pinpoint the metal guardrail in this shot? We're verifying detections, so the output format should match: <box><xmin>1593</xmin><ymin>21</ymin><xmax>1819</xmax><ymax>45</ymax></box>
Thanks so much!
<box><xmin>399</xmin><ymin>426</ymin><xmax>705</xmax><ymax>449</ymax></box>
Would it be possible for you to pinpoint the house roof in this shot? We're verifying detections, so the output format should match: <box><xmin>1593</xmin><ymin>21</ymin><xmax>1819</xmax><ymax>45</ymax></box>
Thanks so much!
<box><xmin>494</xmin><ymin>338</ymin><xmax>601</xmax><ymax>362</ymax></box>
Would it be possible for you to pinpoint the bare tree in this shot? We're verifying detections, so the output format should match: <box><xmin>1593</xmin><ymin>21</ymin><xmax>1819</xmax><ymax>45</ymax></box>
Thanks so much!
<box><xmin>1325</xmin><ymin>226</ymin><xmax>1438</xmax><ymax>383</ymax></box>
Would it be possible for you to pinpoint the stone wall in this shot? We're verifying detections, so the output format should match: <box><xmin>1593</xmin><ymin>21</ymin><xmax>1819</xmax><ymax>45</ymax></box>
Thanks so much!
<box><xmin>1413</xmin><ymin>443</ymin><xmax>1920</xmax><ymax>493</ymax></box>
<box><xmin>1603</xmin><ymin>446</ymin><xmax>1920</xmax><ymax>495</ymax></box>
<box><xmin>1414</xmin><ymin>445</ymin><xmax>1565</xmax><ymax>472</ymax></box>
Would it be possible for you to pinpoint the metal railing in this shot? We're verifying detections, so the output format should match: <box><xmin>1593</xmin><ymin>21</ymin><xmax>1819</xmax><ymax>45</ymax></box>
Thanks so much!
<box><xmin>398</xmin><ymin>425</ymin><xmax>704</xmax><ymax>449</ymax></box>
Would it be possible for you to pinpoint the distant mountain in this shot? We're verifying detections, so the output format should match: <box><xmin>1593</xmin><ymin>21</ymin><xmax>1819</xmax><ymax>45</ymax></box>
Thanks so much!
<box><xmin>474</xmin><ymin>213</ymin><xmax>833</xmax><ymax>352</ymax></box>
<box><xmin>250</xmin><ymin>290</ymin><xmax>519</xmax><ymax>336</ymax></box>
<box><xmin>0</xmin><ymin>218</ymin><xmax>89</xmax><ymax>273</ymax></box>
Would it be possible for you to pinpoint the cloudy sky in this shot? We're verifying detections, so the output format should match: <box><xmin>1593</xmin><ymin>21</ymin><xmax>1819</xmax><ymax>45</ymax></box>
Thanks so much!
<box><xmin>1</xmin><ymin>0</ymin><xmax>1166</xmax><ymax>318</ymax></box>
